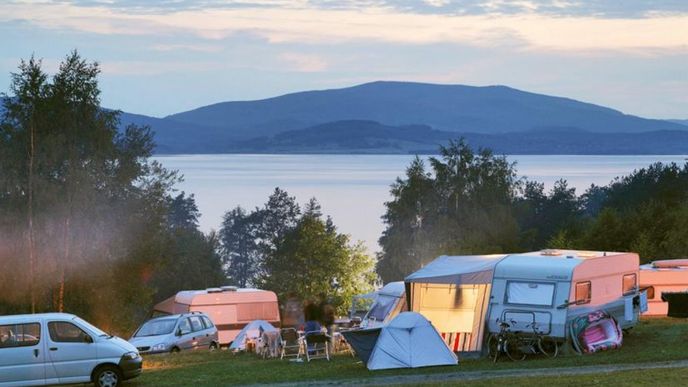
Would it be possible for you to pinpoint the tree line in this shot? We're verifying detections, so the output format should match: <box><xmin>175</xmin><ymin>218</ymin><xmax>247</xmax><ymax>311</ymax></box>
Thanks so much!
<box><xmin>0</xmin><ymin>53</ymin><xmax>223</xmax><ymax>334</ymax></box>
<box><xmin>0</xmin><ymin>52</ymin><xmax>374</xmax><ymax>332</ymax></box>
<box><xmin>378</xmin><ymin>139</ymin><xmax>688</xmax><ymax>282</ymax></box>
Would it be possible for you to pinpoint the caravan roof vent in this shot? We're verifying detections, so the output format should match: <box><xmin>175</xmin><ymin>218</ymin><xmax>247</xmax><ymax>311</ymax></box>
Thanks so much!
<box><xmin>541</xmin><ymin>249</ymin><xmax>562</xmax><ymax>256</ymax></box>
<box><xmin>206</xmin><ymin>288</ymin><xmax>223</xmax><ymax>293</ymax></box>
<box><xmin>577</xmin><ymin>251</ymin><xmax>598</xmax><ymax>258</ymax></box>
<box><xmin>221</xmin><ymin>286</ymin><xmax>238</xmax><ymax>292</ymax></box>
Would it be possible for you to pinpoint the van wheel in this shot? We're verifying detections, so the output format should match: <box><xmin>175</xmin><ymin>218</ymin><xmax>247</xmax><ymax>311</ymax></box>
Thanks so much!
<box><xmin>93</xmin><ymin>365</ymin><xmax>122</xmax><ymax>387</ymax></box>
<box><xmin>209</xmin><ymin>342</ymin><xmax>218</xmax><ymax>351</ymax></box>
<box><xmin>171</xmin><ymin>346</ymin><xmax>180</xmax><ymax>353</ymax></box>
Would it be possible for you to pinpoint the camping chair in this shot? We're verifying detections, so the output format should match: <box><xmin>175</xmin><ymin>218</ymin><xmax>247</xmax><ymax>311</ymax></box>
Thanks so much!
<box><xmin>304</xmin><ymin>332</ymin><xmax>331</xmax><ymax>362</ymax></box>
<box><xmin>279</xmin><ymin>328</ymin><xmax>303</xmax><ymax>360</ymax></box>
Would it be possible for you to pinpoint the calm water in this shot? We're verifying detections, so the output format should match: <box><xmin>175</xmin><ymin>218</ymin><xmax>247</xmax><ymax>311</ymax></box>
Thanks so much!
<box><xmin>154</xmin><ymin>154</ymin><xmax>688</xmax><ymax>253</ymax></box>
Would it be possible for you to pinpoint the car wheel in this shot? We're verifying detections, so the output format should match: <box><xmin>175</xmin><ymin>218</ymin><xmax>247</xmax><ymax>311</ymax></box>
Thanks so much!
<box><xmin>209</xmin><ymin>342</ymin><xmax>218</xmax><ymax>351</ymax></box>
<box><xmin>93</xmin><ymin>365</ymin><xmax>122</xmax><ymax>387</ymax></box>
<box><xmin>171</xmin><ymin>346</ymin><xmax>181</xmax><ymax>353</ymax></box>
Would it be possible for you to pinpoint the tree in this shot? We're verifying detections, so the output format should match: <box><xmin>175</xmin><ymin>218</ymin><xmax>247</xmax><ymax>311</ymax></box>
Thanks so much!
<box><xmin>378</xmin><ymin>139</ymin><xmax>520</xmax><ymax>282</ymax></box>
<box><xmin>220</xmin><ymin>206</ymin><xmax>262</xmax><ymax>287</ymax></box>
<box><xmin>262</xmin><ymin>199</ymin><xmax>376</xmax><ymax>314</ymax></box>
<box><xmin>0</xmin><ymin>52</ymin><xmax>225</xmax><ymax>335</ymax></box>
<box><xmin>0</xmin><ymin>56</ymin><xmax>49</xmax><ymax>312</ymax></box>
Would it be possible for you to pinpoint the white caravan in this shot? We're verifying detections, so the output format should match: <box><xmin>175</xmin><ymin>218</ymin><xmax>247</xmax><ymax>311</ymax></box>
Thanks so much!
<box><xmin>487</xmin><ymin>250</ymin><xmax>640</xmax><ymax>340</ymax></box>
<box><xmin>405</xmin><ymin>250</ymin><xmax>642</xmax><ymax>355</ymax></box>
<box><xmin>0</xmin><ymin>313</ymin><xmax>141</xmax><ymax>387</ymax></box>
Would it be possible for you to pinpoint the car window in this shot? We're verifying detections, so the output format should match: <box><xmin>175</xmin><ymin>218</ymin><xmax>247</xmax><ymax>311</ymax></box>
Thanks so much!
<box><xmin>48</xmin><ymin>321</ymin><xmax>91</xmax><ymax>343</ymax></box>
<box><xmin>0</xmin><ymin>323</ymin><xmax>40</xmax><ymax>348</ymax></box>
<box><xmin>178</xmin><ymin>318</ymin><xmax>192</xmax><ymax>334</ymax></box>
<box><xmin>135</xmin><ymin>319</ymin><xmax>177</xmax><ymax>337</ymax></box>
<box><xmin>189</xmin><ymin>316</ymin><xmax>204</xmax><ymax>332</ymax></box>
<box><xmin>201</xmin><ymin>316</ymin><xmax>214</xmax><ymax>329</ymax></box>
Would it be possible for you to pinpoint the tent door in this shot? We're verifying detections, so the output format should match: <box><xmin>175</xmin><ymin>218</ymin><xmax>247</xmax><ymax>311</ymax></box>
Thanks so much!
<box><xmin>502</xmin><ymin>309</ymin><xmax>552</xmax><ymax>335</ymax></box>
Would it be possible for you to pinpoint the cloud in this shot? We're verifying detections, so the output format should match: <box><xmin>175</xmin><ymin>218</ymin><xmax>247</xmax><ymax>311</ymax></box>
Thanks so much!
<box><xmin>1</xmin><ymin>2</ymin><xmax>686</xmax><ymax>53</ymax></box>
<box><xmin>278</xmin><ymin>52</ymin><xmax>328</xmax><ymax>72</ymax></box>
<box><xmin>151</xmin><ymin>43</ymin><xmax>224</xmax><ymax>53</ymax></box>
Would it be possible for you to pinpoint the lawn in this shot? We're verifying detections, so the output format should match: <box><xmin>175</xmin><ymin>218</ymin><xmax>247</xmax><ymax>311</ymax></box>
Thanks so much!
<box><xmin>417</xmin><ymin>367</ymin><xmax>688</xmax><ymax>387</ymax></box>
<box><xmin>128</xmin><ymin>318</ymin><xmax>688</xmax><ymax>386</ymax></box>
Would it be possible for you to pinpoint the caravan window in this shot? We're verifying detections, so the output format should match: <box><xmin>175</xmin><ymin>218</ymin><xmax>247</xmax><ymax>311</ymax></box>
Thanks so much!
<box><xmin>645</xmin><ymin>286</ymin><xmax>655</xmax><ymax>300</ymax></box>
<box><xmin>575</xmin><ymin>281</ymin><xmax>591</xmax><ymax>304</ymax></box>
<box><xmin>506</xmin><ymin>281</ymin><xmax>555</xmax><ymax>306</ymax></box>
<box><xmin>623</xmin><ymin>273</ymin><xmax>637</xmax><ymax>295</ymax></box>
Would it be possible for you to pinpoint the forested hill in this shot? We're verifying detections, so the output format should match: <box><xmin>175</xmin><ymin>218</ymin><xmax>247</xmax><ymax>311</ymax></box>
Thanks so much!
<box><xmin>235</xmin><ymin>120</ymin><xmax>688</xmax><ymax>155</ymax></box>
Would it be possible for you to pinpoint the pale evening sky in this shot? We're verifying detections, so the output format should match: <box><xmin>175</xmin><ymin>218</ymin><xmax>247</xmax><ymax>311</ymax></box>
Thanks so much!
<box><xmin>1</xmin><ymin>0</ymin><xmax>686</xmax><ymax>119</ymax></box>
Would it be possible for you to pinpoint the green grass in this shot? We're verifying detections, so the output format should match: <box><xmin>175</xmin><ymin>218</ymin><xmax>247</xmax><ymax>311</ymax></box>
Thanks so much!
<box><xmin>416</xmin><ymin>367</ymin><xmax>688</xmax><ymax>387</ymax></box>
<box><xmin>128</xmin><ymin>318</ymin><xmax>688</xmax><ymax>386</ymax></box>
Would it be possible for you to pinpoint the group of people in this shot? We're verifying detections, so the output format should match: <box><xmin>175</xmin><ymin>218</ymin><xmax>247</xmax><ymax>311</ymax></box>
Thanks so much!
<box><xmin>281</xmin><ymin>293</ymin><xmax>335</xmax><ymax>336</ymax></box>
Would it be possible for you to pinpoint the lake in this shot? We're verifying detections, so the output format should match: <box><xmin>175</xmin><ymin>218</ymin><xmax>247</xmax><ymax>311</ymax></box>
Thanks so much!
<box><xmin>153</xmin><ymin>154</ymin><xmax>688</xmax><ymax>253</ymax></box>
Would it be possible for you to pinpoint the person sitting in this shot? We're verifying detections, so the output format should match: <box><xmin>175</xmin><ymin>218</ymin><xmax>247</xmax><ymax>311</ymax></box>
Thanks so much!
<box><xmin>304</xmin><ymin>319</ymin><xmax>321</xmax><ymax>334</ymax></box>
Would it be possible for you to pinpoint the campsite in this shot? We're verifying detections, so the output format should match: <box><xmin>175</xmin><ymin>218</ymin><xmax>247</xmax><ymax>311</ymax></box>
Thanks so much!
<box><xmin>2</xmin><ymin>6</ymin><xmax>688</xmax><ymax>384</ymax></box>
<box><xmin>126</xmin><ymin>318</ymin><xmax>688</xmax><ymax>386</ymax></box>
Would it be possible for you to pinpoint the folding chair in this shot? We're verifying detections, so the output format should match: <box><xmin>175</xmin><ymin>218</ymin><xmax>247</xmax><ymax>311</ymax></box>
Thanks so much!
<box><xmin>304</xmin><ymin>332</ymin><xmax>330</xmax><ymax>362</ymax></box>
<box><xmin>279</xmin><ymin>328</ymin><xmax>303</xmax><ymax>360</ymax></box>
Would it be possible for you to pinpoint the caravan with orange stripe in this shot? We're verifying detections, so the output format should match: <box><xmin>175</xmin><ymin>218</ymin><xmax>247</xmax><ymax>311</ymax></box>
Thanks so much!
<box><xmin>405</xmin><ymin>250</ymin><xmax>643</xmax><ymax>357</ymax></box>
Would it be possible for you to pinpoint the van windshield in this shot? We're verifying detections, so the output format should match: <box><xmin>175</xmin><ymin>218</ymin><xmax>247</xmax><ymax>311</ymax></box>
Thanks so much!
<box><xmin>74</xmin><ymin>317</ymin><xmax>110</xmax><ymax>337</ymax></box>
<box><xmin>135</xmin><ymin>319</ymin><xmax>177</xmax><ymax>337</ymax></box>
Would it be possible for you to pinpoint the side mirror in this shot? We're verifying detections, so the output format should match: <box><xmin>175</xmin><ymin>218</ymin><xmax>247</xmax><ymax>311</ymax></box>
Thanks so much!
<box><xmin>176</xmin><ymin>329</ymin><xmax>183</xmax><ymax>337</ymax></box>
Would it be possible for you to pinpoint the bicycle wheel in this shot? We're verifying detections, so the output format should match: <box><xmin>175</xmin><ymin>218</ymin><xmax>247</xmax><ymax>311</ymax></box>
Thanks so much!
<box><xmin>538</xmin><ymin>336</ymin><xmax>559</xmax><ymax>358</ymax></box>
<box><xmin>486</xmin><ymin>334</ymin><xmax>499</xmax><ymax>363</ymax></box>
<box><xmin>505</xmin><ymin>338</ymin><xmax>527</xmax><ymax>361</ymax></box>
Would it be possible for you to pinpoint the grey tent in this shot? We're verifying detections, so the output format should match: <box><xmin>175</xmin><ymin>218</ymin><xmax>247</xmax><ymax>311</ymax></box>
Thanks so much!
<box><xmin>341</xmin><ymin>327</ymin><xmax>382</xmax><ymax>364</ymax></box>
<box><xmin>405</xmin><ymin>254</ymin><xmax>507</xmax><ymax>354</ymax></box>
<box><xmin>344</xmin><ymin>312</ymin><xmax>457</xmax><ymax>370</ymax></box>
<box><xmin>228</xmin><ymin>320</ymin><xmax>278</xmax><ymax>350</ymax></box>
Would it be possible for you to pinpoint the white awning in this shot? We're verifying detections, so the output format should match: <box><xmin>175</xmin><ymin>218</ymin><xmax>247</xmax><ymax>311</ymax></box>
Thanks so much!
<box><xmin>405</xmin><ymin>254</ymin><xmax>508</xmax><ymax>285</ymax></box>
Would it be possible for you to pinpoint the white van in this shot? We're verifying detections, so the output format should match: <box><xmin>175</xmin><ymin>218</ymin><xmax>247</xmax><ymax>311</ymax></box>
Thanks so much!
<box><xmin>0</xmin><ymin>313</ymin><xmax>142</xmax><ymax>387</ymax></box>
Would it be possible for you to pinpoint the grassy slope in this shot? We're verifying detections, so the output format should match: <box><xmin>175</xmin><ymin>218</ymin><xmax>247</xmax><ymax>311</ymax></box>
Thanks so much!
<box><xmin>129</xmin><ymin>318</ymin><xmax>688</xmax><ymax>386</ymax></box>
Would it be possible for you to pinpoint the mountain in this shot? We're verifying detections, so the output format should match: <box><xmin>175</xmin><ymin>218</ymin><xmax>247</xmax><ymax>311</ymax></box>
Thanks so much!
<box><xmin>163</xmin><ymin>81</ymin><xmax>683</xmax><ymax>142</ymax></box>
<box><xmin>668</xmin><ymin>119</ymin><xmax>688</xmax><ymax>126</ymax></box>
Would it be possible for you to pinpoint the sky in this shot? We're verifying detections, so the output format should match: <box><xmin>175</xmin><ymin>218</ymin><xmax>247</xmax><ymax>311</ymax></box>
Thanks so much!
<box><xmin>1</xmin><ymin>1</ymin><xmax>686</xmax><ymax>119</ymax></box>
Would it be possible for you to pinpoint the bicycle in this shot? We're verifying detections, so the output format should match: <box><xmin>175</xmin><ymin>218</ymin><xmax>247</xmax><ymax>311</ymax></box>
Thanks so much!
<box><xmin>486</xmin><ymin>319</ymin><xmax>522</xmax><ymax>362</ymax></box>
<box><xmin>487</xmin><ymin>319</ymin><xmax>559</xmax><ymax>362</ymax></box>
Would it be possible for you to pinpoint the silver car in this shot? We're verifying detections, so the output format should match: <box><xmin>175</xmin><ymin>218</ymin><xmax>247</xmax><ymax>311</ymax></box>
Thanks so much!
<box><xmin>128</xmin><ymin>312</ymin><xmax>218</xmax><ymax>354</ymax></box>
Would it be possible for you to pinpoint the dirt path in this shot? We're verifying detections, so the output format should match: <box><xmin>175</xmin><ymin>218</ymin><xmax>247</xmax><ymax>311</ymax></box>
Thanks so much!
<box><xmin>254</xmin><ymin>359</ymin><xmax>688</xmax><ymax>386</ymax></box>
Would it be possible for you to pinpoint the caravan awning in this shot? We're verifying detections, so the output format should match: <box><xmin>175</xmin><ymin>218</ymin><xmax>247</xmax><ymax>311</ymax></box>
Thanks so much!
<box><xmin>405</xmin><ymin>254</ymin><xmax>507</xmax><ymax>284</ymax></box>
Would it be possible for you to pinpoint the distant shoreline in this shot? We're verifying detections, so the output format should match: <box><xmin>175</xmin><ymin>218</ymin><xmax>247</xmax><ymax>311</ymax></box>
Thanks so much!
<box><xmin>152</xmin><ymin>152</ymin><xmax>688</xmax><ymax>157</ymax></box>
